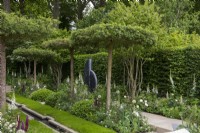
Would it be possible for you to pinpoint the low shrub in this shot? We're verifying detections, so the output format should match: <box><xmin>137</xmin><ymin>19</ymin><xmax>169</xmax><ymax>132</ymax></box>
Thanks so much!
<box><xmin>55</xmin><ymin>91</ymin><xmax>72</xmax><ymax>111</ymax></box>
<box><xmin>70</xmin><ymin>99</ymin><xmax>97</xmax><ymax>121</ymax></box>
<box><xmin>45</xmin><ymin>92</ymin><xmax>62</xmax><ymax>107</ymax></box>
<box><xmin>30</xmin><ymin>88</ymin><xmax>54</xmax><ymax>102</ymax></box>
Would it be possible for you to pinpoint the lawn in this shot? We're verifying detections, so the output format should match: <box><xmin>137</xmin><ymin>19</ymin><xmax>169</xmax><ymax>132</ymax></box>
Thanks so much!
<box><xmin>15</xmin><ymin>95</ymin><xmax>116</xmax><ymax>133</ymax></box>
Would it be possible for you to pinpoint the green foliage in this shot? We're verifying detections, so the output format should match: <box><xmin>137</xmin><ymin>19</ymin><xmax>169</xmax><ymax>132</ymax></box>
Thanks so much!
<box><xmin>72</xmin><ymin>23</ymin><xmax>156</xmax><ymax>48</ymax></box>
<box><xmin>74</xmin><ymin>52</ymin><xmax>107</xmax><ymax>84</ymax></box>
<box><xmin>77</xmin><ymin>2</ymin><xmax>115</xmax><ymax>29</ymax></box>
<box><xmin>143</xmin><ymin>48</ymin><xmax>200</xmax><ymax>96</ymax></box>
<box><xmin>155</xmin><ymin>0</ymin><xmax>200</xmax><ymax>34</ymax></box>
<box><xmin>55</xmin><ymin>90</ymin><xmax>72</xmax><ymax>111</ymax></box>
<box><xmin>73</xmin><ymin>52</ymin><xmax>124</xmax><ymax>84</ymax></box>
<box><xmin>97</xmin><ymin>102</ymin><xmax>153</xmax><ymax>133</ymax></box>
<box><xmin>105</xmin><ymin>2</ymin><xmax>161</xmax><ymax>31</ymax></box>
<box><xmin>13</xmin><ymin>47</ymin><xmax>62</xmax><ymax>62</ymax></box>
<box><xmin>180</xmin><ymin>105</ymin><xmax>200</xmax><ymax>133</ymax></box>
<box><xmin>42</xmin><ymin>37</ymin><xmax>72</xmax><ymax>49</ymax></box>
<box><xmin>45</xmin><ymin>92</ymin><xmax>61</xmax><ymax>107</ymax></box>
<box><xmin>70</xmin><ymin>99</ymin><xmax>97</xmax><ymax>121</ymax></box>
<box><xmin>0</xmin><ymin>10</ymin><xmax>57</xmax><ymax>43</ymax></box>
<box><xmin>16</xmin><ymin>95</ymin><xmax>116</xmax><ymax>133</ymax></box>
<box><xmin>30</xmin><ymin>88</ymin><xmax>54</xmax><ymax>102</ymax></box>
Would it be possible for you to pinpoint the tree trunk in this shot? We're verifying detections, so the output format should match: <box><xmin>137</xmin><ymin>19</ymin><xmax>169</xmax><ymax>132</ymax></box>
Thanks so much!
<box><xmin>99</xmin><ymin>0</ymin><xmax>106</xmax><ymax>7</ymax></box>
<box><xmin>106</xmin><ymin>43</ymin><xmax>113</xmax><ymax>111</ymax></box>
<box><xmin>28</xmin><ymin>61</ymin><xmax>31</xmax><ymax>77</ymax></box>
<box><xmin>19</xmin><ymin>0</ymin><xmax>25</xmax><ymax>15</ymax></box>
<box><xmin>34</xmin><ymin>60</ymin><xmax>37</xmax><ymax>84</ymax></box>
<box><xmin>3</xmin><ymin>0</ymin><xmax>10</xmax><ymax>12</ymax></box>
<box><xmin>24</xmin><ymin>62</ymin><xmax>27</xmax><ymax>78</ymax></box>
<box><xmin>52</xmin><ymin>0</ymin><xmax>60</xmax><ymax>19</ymax></box>
<box><xmin>0</xmin><ymin>38</ymin><xmax>6</xmax><ymax>109</ymax></box>
<box><xmin>51</xmin><ymin>64</ymin><xmax>62</xmax><ymax>89</ymax></box>
<box><xmin>70</xmin><ymin>48</ymin><xmax>74</xmax><ymax>97</ymax></box>
<box><xmin>1</xmin><ymin>0</ymin><xmax>10</xmax><ymax>109</ymax></box>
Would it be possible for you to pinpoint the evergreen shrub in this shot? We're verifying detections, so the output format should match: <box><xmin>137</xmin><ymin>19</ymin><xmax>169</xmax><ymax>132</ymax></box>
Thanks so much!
<box><xmin>143</xmin><ymin>48</ymin><xmax>200</xmax><ymax>97</ymax></box>
<box><xmin>45</xmin><ymin>92</ymin><xmax>61</xmax><ymax>107</ymax></box>
<box><xmin>30</xmin><ymin>88</ymin><xmax>54</xmax><ymax>102</ymax></box>
<box><xmin>70</xmin><ymin>99</ymin><xmax>97</xmax><ymax>121</ymax></box>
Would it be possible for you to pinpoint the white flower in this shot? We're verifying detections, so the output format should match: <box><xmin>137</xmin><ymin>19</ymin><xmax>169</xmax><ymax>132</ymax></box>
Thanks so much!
<box><xmin>75</xmin><ymin>79</ymin><xmax>78</xmax><ymax>84</ymax></box>
<box><xmin>74</xmin><ymin>88</ymin><xmax>77</xmax><ymax>94</ymax></box>
<box><xmin>4</xmin><ymin>122</ymin><xmax>9</xmax><ymax>127</ymax></box>
<box><xmin>11</xmin><ymin>122</ymin><xmax>16</xmax><ymax>127</ymax></box>
<box><xmin>139</xmin><ymin>99</ymin><xmax>143</xmax><ymax>102</ymax></box>
<box><xmin>18</xmin><ymin>81</ymin><xmax>21</xmax><ymax>86</ymax></box>
<box><xmin>66</xmin><ymin>77</ymin><xmax>70</xmax><ymax>83</ymax></box>
<box><xmin>120</xmin><ymin>104</ymin><xmax>124</xmax><ymax>110</ymax></box>
<box><xmin>116</xmin><ymin>90</ymin><xmax>120</xmax><ymax>94</ymax></box>
<box><xmin>124</xmin><ymin>96</ymin><xmax>127</xmax><ymax>98</ymax></box>
<box><xmin>133</xmin><ymin>111</ymin><xmax>139</xmax><ymax>117</ymax></box>
<box><xmin>9</xmin><ymin>124</ymin><xmax>13</xmax><ymax>128</ymax></box>
<box><xmin>144</xmin><ymin>100</ymin><xmax>147</xmax><ymax>103</ymax></box>
<box><xmin>16</xmin><ymin>130</ymin><xmax>25</xmax><ymax>133</ymax></box>
<box><xmin>145</xmin><ymin>102</ymin><xmax>148</xmax><ymax>107</ymax></box>
<box><xmin>36</xmin><ymin>82</ymin><xmax>40</xmax><ymax>89</ymax></box>
<box><xmin>136</xmin><ymin>105</ymin><xmax>139</xmax><ymax>109</ymax></box>
<box><xmin>132</xmin><ymin>100</ymin><xmax>136</xmax><ymax>104</ymax></box>
<box><xmin>98</xmin><ymin>95</ymin><xmax>101</xmax><ymax>99</ymax></box>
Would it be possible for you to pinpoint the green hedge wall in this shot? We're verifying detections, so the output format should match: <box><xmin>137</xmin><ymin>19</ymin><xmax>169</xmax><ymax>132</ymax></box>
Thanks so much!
<box><xmin>73</xmin><ymin>52</ymin><xmax>124</xmax><ymax>84</ymax></box>
<box><xmin>67</xmin><ymin>48</ymin><xmax>200</xmax><ymax>97</ymax></box>
<box><xmin>143</xmin><ymin>48</ymin><xmax>200</xmax><ymax>97</ymax></box>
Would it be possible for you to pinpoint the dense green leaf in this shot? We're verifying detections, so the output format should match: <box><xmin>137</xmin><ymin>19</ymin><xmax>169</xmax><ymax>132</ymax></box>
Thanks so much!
<box><xmin>72</xmin><ymin>23</ymin><xmax>156</xmax><ymax>48</ymax></box>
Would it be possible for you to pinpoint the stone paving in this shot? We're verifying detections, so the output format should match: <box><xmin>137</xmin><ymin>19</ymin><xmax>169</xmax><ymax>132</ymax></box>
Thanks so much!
<box><xmin>141</xmin><ymin>112</ymin><xmax>184</xmax><ymax>133</ymax></box>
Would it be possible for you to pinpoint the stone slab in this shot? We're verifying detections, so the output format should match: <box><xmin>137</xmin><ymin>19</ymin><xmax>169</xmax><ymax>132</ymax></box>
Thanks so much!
<box><xmin>141</xmin><ymin>112</ymin><xmax>182</xmax><ymax>133</ymax></box>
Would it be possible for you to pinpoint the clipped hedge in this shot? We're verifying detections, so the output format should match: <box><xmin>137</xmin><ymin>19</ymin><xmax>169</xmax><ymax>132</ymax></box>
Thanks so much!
<box><xmin>45</xmin><ymin>92</ymin><xmax>61</xmax><ymax>107</ymax></box>
<box><xmin>70</xmin><ymin>99</ymin><xmax>96</xmax><ymax>121</ymax></box>
<box><xmin>30</xmin><ymin>88</ymin><xmax>55</xmax><ymax>102</ymax></box>
<box><xmin>143</xmin><ymin>48</ymin><xmax>200</xmax><ymax>97</ymax></box>
<box><xmin>67</xmin><ymin>48</ymin><xmax>200</xmax><ymax>97</ymax></box>
<box><xmin>73</xmin><ymin>52</ymin><xmax>124</xmax><ymax>84</ymax></box>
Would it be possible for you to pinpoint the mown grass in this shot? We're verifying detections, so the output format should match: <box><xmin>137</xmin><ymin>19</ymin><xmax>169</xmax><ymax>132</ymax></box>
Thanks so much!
<box><xmin>3</xmin><ymin>109</ymin><xmax>55</xmax><ymax>133</ymax></box>
<box><xmin>15</xmin><ymin>95</ymin><xmax>116</xmax><ymax>133</ymax></box>
<box><xmin>19</xmin><ymin>111</ymin><xmax>55</xmax><ymax>133</ymax></box>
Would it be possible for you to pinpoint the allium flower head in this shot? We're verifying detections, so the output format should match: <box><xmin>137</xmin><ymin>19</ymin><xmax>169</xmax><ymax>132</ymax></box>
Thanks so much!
<box><xmin>132</xmin><ymin>100</ymin><xmax>136</xmax><ymax>104</ymax></box>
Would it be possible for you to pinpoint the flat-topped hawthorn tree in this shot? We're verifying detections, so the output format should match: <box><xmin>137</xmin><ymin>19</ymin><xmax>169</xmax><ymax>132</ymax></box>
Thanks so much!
<box><xmin>0</xmin><ymin>10</ymin><xmax>56</xmax><ymax>108</ymax></box>
<box><xmin>72</xmin><ymin>23</ymin><xmax>157</xmax><ymax>111</ymax></box>
<box><xmin>13</xmin><ymin>47</ymin><xmax>60</xmax><ymax>84</ymax></box>
<box><xmin>42</xmin><ymin>38</ymin><xmax>76</xmax><ymax>94</ymax></box>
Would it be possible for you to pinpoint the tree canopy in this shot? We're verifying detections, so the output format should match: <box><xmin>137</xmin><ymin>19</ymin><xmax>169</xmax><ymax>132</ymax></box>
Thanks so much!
<box><xmin>72</xmin><ymin>23</ymin><xmax>156</xmax><ymax>48</ymax></box>
<box><xmin>0</xmin><ymin>9</ymin><xmax>57</xmax><ymax>42</ymax></box>
<box><xmin>13</xmin><ymin>47</ymin><xmax>61</xmax><ymax>62</ymax></box>
<box><xmin>43</xmin><ymin>38</ymin><xmax>72</xmax><ymax>49</ymax></box>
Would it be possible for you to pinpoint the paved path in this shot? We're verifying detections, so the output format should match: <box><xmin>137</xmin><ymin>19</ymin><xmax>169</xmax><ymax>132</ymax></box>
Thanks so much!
<box><xmin>141</xmin><ymin>112</ymin><xmax>183</xmax><ymax>133</ymax></box>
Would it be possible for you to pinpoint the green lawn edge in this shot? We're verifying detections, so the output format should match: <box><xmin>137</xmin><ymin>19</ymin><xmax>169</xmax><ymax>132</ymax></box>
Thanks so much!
<box><xmin>15</xmin><ymin>95</ymin><xmax>116</xmax><ymax>133</ymax></box>
<box><xmin>19</xmin><ymin>111</ymin><xmax>55</xmax><ymax>133</ymax></box>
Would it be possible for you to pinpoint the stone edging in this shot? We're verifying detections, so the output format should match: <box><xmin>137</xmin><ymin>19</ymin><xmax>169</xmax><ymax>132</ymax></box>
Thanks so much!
<box><xmin>6</xmin><ymin>98</ymin><xmax>78</xmax><ymax>133</ymax></box>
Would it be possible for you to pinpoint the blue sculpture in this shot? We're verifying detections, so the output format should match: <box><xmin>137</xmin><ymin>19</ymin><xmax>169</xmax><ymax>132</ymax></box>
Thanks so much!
<box><xmin>84</xmin><ymin>59</ymin><xmax>97</xmax><ymax>92</ymax></box>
